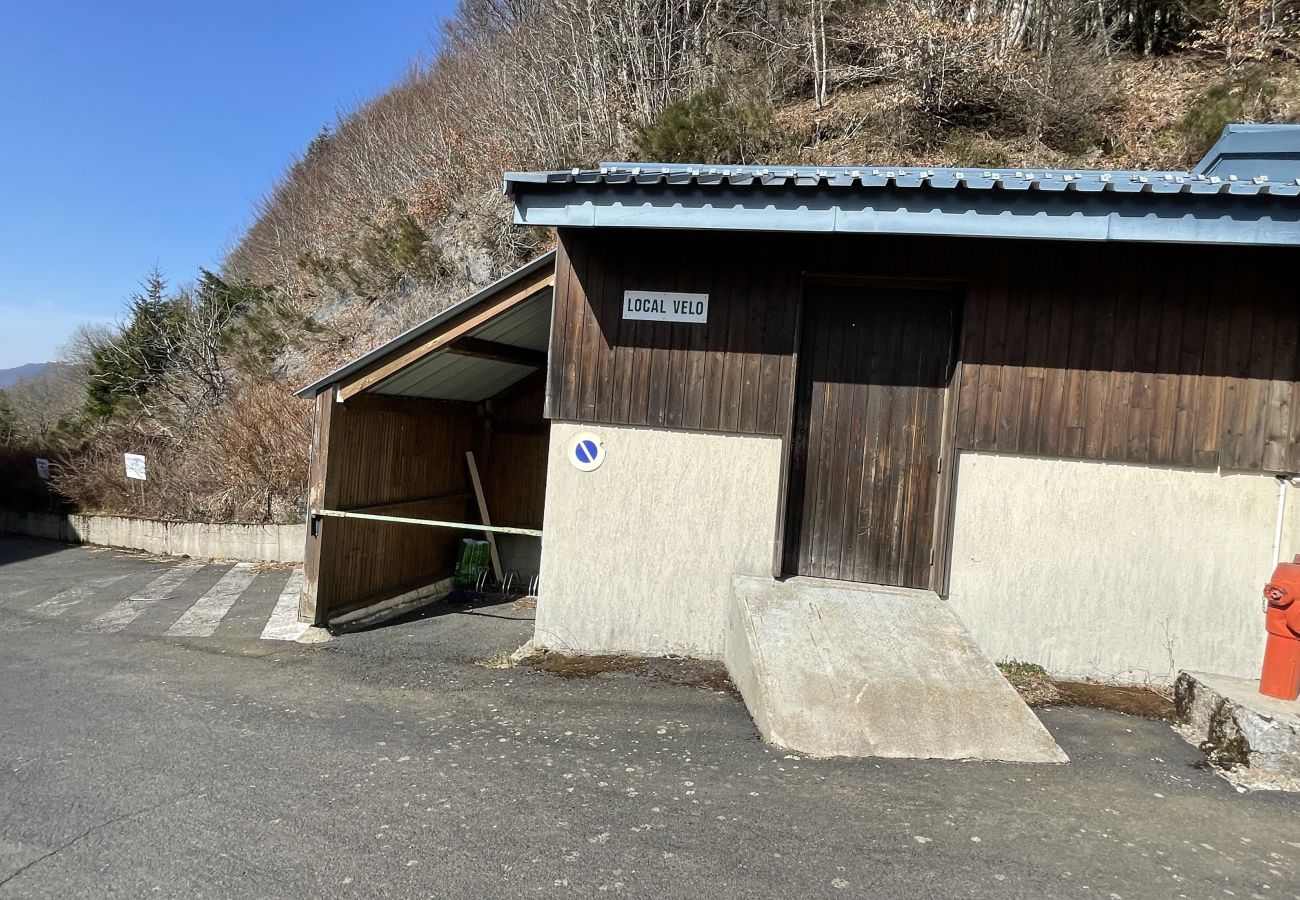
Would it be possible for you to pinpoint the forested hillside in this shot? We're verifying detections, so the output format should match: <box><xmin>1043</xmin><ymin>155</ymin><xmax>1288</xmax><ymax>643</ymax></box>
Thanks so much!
<box><xmin>3</xmin><ymin>0</ymin><xmax>1296</xmax><ymax>523</ymax></box>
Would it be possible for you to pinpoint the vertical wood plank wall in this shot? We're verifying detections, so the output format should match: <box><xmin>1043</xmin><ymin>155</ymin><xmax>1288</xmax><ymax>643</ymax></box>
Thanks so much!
<box><xmin>550</xmin><ymin>230</ymin><xmax>800</xmax><ymax>437</ymax></box>
<box><xmin>307</xmin><ymin>397</ymin><xmax>476</xmax><ymax>622</ymax></box>
<box><xmin>479</xmin><ymin>379</ymin><xmax>549</xmax><ymax>531</ymax></box>
<box><xmin>303</xmin><ymin>385</ymin><xmax>551</xmax><ymax>624</ymax></box>
<box><xmin>552</xmin><ymin>229</ymin><xmax>1300</xmax><ymax>474</ymax></box>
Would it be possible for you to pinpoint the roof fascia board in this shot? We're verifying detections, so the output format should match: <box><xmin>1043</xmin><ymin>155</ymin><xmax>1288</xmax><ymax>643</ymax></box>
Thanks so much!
<box><xmin>510</xmin><ymin>185</ymin><xmax>1300</xmax><ymax>246</ymax></box>
<box><xmin>293</xmin><ymin>250</ymin><xmax>556</xmax><ymax>399</ymax></box>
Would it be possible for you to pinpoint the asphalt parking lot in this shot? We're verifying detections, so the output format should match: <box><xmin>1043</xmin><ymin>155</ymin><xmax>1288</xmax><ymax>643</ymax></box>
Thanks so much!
<box><xmin>0</xmin><ymin>536</ymin><xmax>1297</xmax><ymax>899</ymax></box>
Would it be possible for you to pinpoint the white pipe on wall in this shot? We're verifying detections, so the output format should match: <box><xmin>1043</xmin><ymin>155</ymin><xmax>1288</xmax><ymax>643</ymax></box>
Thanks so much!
<box><xmin>1276</xmin><ymin>475</ymin><xmax>1300</xmax><ymax>568</ymax></box>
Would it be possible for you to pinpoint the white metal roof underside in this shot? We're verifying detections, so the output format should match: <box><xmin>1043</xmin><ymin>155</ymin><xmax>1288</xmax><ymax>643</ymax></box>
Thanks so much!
<box><xmin>366</xmin><ymin>287</ymin><xmax>552</xmax><ymax>402</ymax></box>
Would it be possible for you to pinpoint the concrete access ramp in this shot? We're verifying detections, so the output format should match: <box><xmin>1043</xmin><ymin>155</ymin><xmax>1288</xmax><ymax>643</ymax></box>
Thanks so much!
<box><xmin>725</xmin><ymin>576</ymin><xmax>1067</xmax><ymax>763</ymax></box>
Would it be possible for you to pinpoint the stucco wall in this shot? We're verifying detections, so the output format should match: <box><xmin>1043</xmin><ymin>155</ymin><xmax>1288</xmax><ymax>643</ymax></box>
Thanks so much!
<box><xmin>0</xmin><ymin>510</ymin><xmax>304</xmax><ymax>563</ymax></box>
<box><xmin>536</xmin><ymin>422</ymin><xmax>783</xmax><ymax>658</ymax></box>
<box><xmin>947</xmin><ymin>453</ymin><xmax>1300</xmax><ymax>682</ymax></box>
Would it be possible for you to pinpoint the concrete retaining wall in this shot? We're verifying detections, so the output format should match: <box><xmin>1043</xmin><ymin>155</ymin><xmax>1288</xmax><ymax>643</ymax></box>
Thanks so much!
<box><xmin>536</xmin><ymin>422</ymin><xmax>783</xmax><ymax>658</ymax></box>
<box><xmin>946</xmin><ymin>452</ymin><xmax>1300</xmax><ymax>683</ymax></box>
<box><xmin>0</xmin><ymin>510</ymin><xmax>305</xmax><ymax>563</ymax></box>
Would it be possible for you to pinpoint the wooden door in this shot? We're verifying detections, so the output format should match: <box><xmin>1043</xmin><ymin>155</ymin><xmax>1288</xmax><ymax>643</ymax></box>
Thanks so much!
<box><xmin>783</xmin><ymin>284</ymin><xmax>960</xmax><ymax>588</ymax></box>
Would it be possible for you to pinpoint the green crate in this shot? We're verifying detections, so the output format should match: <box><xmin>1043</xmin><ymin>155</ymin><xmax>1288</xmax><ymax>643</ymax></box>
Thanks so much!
<box><xmin>455</xmin><ymin>539</ymin><xmax>492</xmax><ymax>588</ymax></box>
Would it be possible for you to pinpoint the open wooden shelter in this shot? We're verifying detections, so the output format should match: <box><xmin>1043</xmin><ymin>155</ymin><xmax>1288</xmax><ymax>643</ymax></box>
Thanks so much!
<box><xmin>294</xmin><ymin>251</ymin><xmax>555</xmax><ymax>625</ymax></box>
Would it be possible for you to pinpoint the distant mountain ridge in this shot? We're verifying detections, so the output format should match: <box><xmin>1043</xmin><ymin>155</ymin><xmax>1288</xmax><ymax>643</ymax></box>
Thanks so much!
<box><xmin>0</xmin><ymin>362</ymin><xmax>55</xmax><ymax>389</ymax></box>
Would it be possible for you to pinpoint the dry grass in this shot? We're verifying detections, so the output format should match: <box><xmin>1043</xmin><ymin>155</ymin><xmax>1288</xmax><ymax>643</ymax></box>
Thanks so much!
<box><xmin>51</xmin><ymin>380</ymin><xmax>309</xmax><ymax>524</ymax></box>
<box><xmin>1052</xmin><ymin>681</ymin><xmax>1175</xmax><ymax>721</ymax></box>
<box><xmin>525</xmin><ymin>652</ymin><xmax>648</xmax><ymax>679</ymax></box>
<box><xmin>999</xmin><ymin>660</ymin><xmax>1176</xmax><ymax>720</ymax></box>
<box><xmin>998</xmin><ymin>660</ymin><xmax>1064</xmax><ymax>706</ymax></box>
<box><xmin>476</xmin><ymin>650</ymin><xmax>518</xmax><ymax>670</ymax></box>
<box><xmin>775</xmin><ymin>53</ymin><xmax>1300</xmax><ymax>171</ymax></box>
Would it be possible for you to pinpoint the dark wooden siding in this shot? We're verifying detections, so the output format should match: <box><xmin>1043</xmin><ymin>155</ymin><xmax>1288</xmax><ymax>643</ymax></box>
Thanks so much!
<box><xmin>785</xmin><ymin>286</ymin><xmax>960</xmax><ymax>587</ymax></box>
<box><xmin>957</xmin><ymin>243</ymin><xmax>1300</xmax><ymax>472</ymax></box>
<box><xmin>480</xmin><ymin>378</ymin><xmax>549</xmax><ymax>531</ymax></box>
<box><xmin>308</xmin><ymin>398</ymin><xmax>476</xmax><ymax>621</ymax></box>
<box><xmin>549</xmin><ymin>230</ymin><xmax>800</xmax><ymax>436</ymax></box>
<box><xmin>552</xmin><ymin>229</ymin><xmax>1300</xmax><ymax>474</ymax></box>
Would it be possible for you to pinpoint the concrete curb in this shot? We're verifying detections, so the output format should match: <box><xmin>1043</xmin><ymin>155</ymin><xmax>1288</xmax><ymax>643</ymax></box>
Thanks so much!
<box><xmin>1174</xmin><ymin>670</ymin><xmax>1300</xmax><ymax>791</ymax></box>
<box><xmin>0</xmin><ymin>510</ymin><xmax>304</xmax><ymax>563</ymax></box>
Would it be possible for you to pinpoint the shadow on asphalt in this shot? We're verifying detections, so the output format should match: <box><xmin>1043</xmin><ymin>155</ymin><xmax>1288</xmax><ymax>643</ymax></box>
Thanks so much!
<box><xmin>0</xmin><ymin>535</ymin><xmax>79</xmax><ymax>569</ymax></box>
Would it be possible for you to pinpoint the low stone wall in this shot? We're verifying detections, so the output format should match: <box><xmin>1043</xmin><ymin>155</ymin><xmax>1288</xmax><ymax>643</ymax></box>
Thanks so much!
<box><xmin>0</xmin><ymin>510</ymin><xmax>305</xmax><ymax>563</ymax></box>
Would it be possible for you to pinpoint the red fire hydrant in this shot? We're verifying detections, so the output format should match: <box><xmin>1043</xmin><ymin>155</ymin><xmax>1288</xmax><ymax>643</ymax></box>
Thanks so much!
<box><xmin>1260</xmin><ymin>555</ymin><xmax>1300</xmax><ymax>701</ymax></box>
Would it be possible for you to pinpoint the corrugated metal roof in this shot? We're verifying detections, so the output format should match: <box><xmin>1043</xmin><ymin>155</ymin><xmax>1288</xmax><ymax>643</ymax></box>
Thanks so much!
<box><xmin>506</xmin><ymin>147</ymin><xmax>1300</xmax><ymax>245</ymax></box>
<box><xmin>504</xmin><ymin>127</ymin><xmax>1300</xmax><ymax>245</ymax></box>
<box><xmin>372</xmin><ymin>351</ymin><xmax>539</xmax><ymax>403</ymax></box>
<box><xmin>472</xmin><ymin>289</ymin><xmax>552</xmax><ymax>352</ymax></box>
<box><xmin>368</xmin><ymin>291</ymin><xmax>551</xmax><ymax>402</ymax></box>
<box><xmin>294</xmin><ymin>250</ymin><xmax>554</xmax><ymax>399</ymax></box>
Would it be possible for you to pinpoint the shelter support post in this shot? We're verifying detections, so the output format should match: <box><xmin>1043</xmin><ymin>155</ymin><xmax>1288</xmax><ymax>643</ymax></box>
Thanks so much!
<box><xmin>300</xmin><ymin>389</ymin><xmax>339</xmax><ymax>625</ymax></box>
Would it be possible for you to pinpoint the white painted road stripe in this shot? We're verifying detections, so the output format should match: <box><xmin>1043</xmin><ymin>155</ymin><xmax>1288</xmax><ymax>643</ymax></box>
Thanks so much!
<box><xmin>165</xmin><ymin>563</ymin><xmax>256</xmax><ymax>637</ymax></box>
<box><xmin>87</xmin><ymin>563</ymin><xmax>204</xmax><ymax>633</ymax></box>
<box><xmin>30</xmin><ymin>574</ymin><xmax>130</xmax><ymax>616</ymax></box>
<box><xmin>260</xmin><ymin>569</ymin><xmax>307</xmax><ymax>641</ymax></box>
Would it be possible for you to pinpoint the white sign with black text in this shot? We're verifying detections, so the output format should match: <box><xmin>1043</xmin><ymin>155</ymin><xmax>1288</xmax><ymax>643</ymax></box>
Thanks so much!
<box><xmin>622</xmin><ymin>290</ymin><xmax>708</xmax><ymax>324</ymax></box>
<box><xmin>35</xmin><ymin>458</ymin><xmax>49</xmax><ymax>480</ymax></box>
<box><xmin>124</xmin><ymin>453</ymin><xmax>147</xmax><ymax>481</ymax></box>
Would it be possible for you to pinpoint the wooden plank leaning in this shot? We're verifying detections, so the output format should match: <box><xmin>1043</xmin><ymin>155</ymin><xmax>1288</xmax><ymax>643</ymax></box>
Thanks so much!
<box><xmin>465</xmin><ymin>450</ymin><xmax>504</xmax><ymax>583</ymax></box>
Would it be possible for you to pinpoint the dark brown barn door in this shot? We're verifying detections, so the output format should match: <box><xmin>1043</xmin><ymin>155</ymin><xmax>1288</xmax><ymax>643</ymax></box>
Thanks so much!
<box><xmin>783</xmin><ymin>285</ymin><xmax>960</xmax><ymax>589</ymax></box>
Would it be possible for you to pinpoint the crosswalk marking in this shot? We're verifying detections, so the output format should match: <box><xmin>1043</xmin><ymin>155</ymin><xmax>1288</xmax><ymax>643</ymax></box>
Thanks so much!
<box><xmin>260</xmin><ymin>569</ymin><xmax>307</xmax><ymax>641</ymax></box>
<box><xmin>165</xmin><ymin>563</ymin><xmax>256</xmax><ymax>637</ymax></box>
<box><xmin>87</xmin><ymin>563</ymin><xmax>204</xmax><ymax>633</ymax></box>
<box><xmin>30</xmin><ymin>574</ymin><xmax>131</xmax><ymax>616</ymax></box>
<box><xmin>9</xmin><ymin>552</ymin><xmax>323</xmax><ymax>645</ymax></box>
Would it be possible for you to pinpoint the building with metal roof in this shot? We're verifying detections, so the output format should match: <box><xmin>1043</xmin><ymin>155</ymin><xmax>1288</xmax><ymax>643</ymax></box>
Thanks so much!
<box><xmin>295</xmin><ymin>124</ymin><xmax>1300</xmax><ymax>761</ymax></box>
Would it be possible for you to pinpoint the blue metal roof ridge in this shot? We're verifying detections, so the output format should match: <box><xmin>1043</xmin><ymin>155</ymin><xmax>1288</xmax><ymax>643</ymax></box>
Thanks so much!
<box><xmin>504</xmin><ymin>150</ymin><xmax>1300</xmax><ymax>245</ymax></box>
<box><xmin>293</xmin><ymin>249</ymin><xmax>556</xmax><ymax>399</ymax></box>
<box><xmin>503</xmin><ymin>162</ymin><xmax>1300</xmax><ymax>194</ymax></box>
<box><xmin>1193</xmin><ymin>124</ymin><xmax>1300</xmax><ymax>179</ymax></box>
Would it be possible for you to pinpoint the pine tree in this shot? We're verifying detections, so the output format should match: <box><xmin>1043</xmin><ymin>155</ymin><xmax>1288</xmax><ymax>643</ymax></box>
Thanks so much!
<box><xmin>85</xmin><ymin>266</ymin><xmax>185</xmax><ymax>420</ymax></box>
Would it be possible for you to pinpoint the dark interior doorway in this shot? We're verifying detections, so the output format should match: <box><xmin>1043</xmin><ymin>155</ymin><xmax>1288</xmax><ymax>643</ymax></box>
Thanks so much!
<box><xmin>783</xmin><ymin>283</ymin><xmax>961</xmax><ymax>589</ymax></box>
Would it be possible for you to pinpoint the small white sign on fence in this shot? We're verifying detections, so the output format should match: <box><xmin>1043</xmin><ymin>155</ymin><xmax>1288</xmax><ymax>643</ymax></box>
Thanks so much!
<box><xmin>35</xmin><ymin>458</ymin><xmax>50</xmax><ymax>480</ymax></box>
<box><xmin>124</xmin><ymin>453</ymin><xmax>147</xmax><ymax>481</ymax></box>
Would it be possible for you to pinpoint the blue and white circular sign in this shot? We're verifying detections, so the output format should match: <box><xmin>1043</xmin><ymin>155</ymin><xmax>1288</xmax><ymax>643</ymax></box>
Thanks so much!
<box><xmin>569</xmin><ymin>431</ymin><xmax>606</xmax><ymax>472</ymax></box>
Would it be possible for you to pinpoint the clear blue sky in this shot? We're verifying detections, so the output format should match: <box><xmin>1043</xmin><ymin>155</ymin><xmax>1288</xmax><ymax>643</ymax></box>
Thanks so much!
<box><xmin>0</xmin><ymin>1</ymin><xmax>454</xmax><ymax>369</ymax></box>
